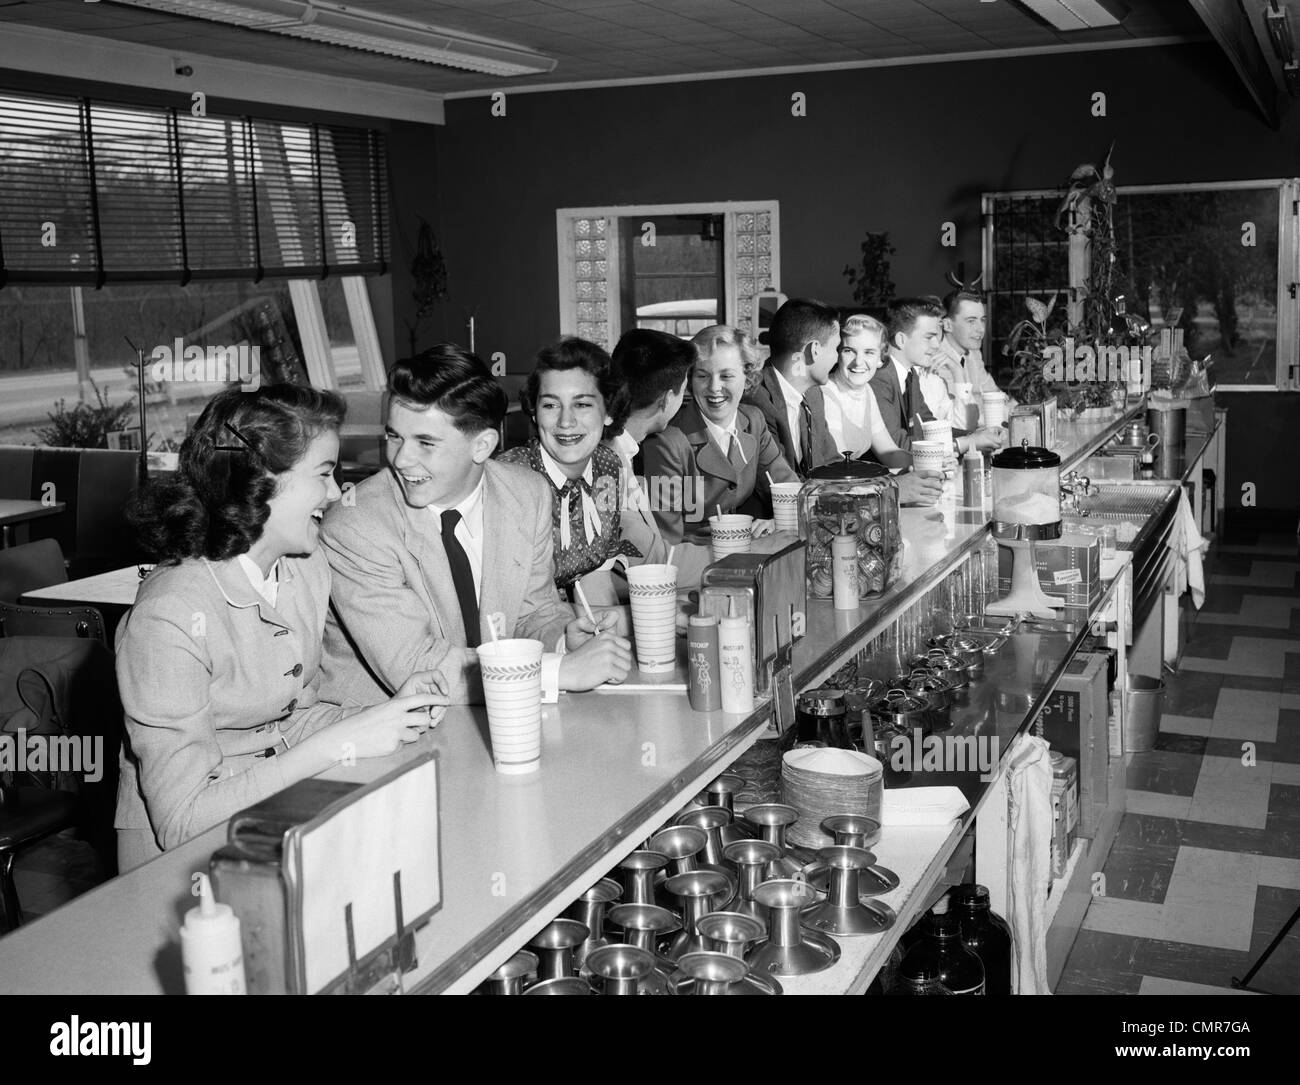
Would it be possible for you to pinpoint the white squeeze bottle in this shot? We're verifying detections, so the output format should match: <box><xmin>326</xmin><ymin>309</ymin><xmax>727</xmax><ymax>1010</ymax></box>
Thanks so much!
<box><xmin>181</xmin><ymin>873</ymin><xmax>247</xmax><ymax>995</ymax></box>
<box><xmin>718</xmin><ymin>596</ymin><xmax>755</xmax><ymax>715</ymax></box>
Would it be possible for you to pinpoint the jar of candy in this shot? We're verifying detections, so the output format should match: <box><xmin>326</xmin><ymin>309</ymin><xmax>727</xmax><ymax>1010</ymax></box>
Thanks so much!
<box><xmin>798</xmin><ymin>456</ymin><xmax>901</xmax><ymax>603</ymax></box>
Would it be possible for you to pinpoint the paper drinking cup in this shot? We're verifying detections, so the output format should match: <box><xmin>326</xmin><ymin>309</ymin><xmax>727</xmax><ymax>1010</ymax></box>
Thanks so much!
<box><xmin>910</xmin><ymin>439</ymin><xmax>947</xmax><ymax>476</ymax></box>
<box><xmin>625</xmin><ymin>563</ymin><xmax>679</xmax><ymax>673</ymax></box>
<box><xmin>477</xmin><ymin>638</ymin><xmax>545</xmax><ymax>775</ymax></box>
<box><xmin>769</xmin><ymin>482</ymin><xmax>802</xmax><ymax>533</ymax></box>
<box><xmin>920</xmin><ymin>419</ymin><xmax>953</xmax><ymax>447</ymax></box>
<box><xmin>708</xmin><ymin>514</ymin><xmax>753</xmax><ymax>561</ymax></box>
<box><xmin>981</xmin><ymin>391</ymin><xmax>1007</xmax><ymax>428</ymax></box>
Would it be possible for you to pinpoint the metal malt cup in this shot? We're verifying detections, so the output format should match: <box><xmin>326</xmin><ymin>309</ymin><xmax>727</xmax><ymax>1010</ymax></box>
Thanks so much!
<box><xmin>1146</xmin><ymin>405</ymin><xmax>1185</xmax><ymax>479</ymax></box>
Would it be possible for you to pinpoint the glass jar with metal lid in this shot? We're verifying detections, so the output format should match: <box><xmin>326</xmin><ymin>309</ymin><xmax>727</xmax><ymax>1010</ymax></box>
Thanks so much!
<box><xmin>795</xmin><ymin>687</ymin><xmax>851</xmax><ymax>749</ymax></box>
<box><xmin>798</xmin><ymin>455</ymin><xmax>901</xmax><ymax>602</ymax></box>
<box><xmin>990</xmin><ymin>442</ymin><xmax>1061</xmax><ymax>540</ymax></box>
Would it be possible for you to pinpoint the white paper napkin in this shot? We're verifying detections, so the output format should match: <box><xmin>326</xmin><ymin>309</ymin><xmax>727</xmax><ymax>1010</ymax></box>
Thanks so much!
<box><xmin>881</xmin><ymin>786</ymin><xmax>970</xmax><ymax>826</ymax></box>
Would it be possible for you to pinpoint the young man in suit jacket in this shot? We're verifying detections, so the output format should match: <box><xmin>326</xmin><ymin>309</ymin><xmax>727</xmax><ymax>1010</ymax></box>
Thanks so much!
<box><xmin>936</xmin><ymin>289</ymin><xmax>1014</xmax><ymax>428</ymax></box>
<box><xmin>320</xmin><ymin>346</ymin><xmax>633</xmax><ymax>707</ymax></box>
<box><xmin>871</xmin><ymin>297</ymin><xmax>1003</xmax><ymax>455</ymax></box>
<box><xmin>642</xmin><ymin>324</ymin><xmax>798</xmax><ymax>545</ymax></box>
<box><xmin>742</xmin><ymin>297</ymin><xmax>842</xmax><ymax>477</ymax></box>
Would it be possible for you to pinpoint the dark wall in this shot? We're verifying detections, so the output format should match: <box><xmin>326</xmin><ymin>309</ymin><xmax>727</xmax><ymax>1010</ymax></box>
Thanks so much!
<box><xmin>387</xmin><ymin>120</ymin><xmax>443</xmax><ymax>361</ymax></box>
<box><xmin>387</xmin><ymin>41</ymin><xmax>1300</xmax><ymax>510</ymax></box>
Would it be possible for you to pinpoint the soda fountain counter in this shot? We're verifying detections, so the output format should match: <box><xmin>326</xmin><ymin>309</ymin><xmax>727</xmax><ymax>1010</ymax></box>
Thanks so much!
<box><xmin>0</xmin><ymin>403</ymin><xmax>1170</xmax><ymax>996</ymax></box>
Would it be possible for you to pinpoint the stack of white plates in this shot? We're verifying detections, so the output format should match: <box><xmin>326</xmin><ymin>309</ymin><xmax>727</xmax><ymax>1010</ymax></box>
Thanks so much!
<box><xmin>781</xmin><ymin>747</ymin><xmax>883</xmax><ymax>849</ymax></box>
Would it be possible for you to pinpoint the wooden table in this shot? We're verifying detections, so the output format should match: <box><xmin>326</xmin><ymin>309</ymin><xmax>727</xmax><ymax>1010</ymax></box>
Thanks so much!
<box><xmin>21</xmin><ymin>565</ymin><xmax>147</xmax><ymax>609</ymax></box>
<box><xmin>0</xmin><ymin>499</ymin><xmax>65</xmax><ymax>547</ymax></box>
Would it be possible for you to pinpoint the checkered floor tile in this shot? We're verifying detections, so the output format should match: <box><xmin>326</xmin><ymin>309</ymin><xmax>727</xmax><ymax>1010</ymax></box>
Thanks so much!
<box><xmin>1060</xmin><ymin>530</ymin><xmax>1300</xmax><ymax>995</ymax></box>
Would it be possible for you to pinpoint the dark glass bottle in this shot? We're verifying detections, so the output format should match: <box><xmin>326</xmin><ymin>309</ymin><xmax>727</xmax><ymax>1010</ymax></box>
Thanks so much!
<box><xmin>899</xmin><ymin>912</ymin><xmax>985</xmax><ymax>995</ymax></box>
<box><xmin>951</xmin><ymin>884</ymin><xmax>1013</xmax><ymax>996</ymax></box>
<box><xmin>890</xmin><ymin>959</ymin><xmax>953</xmax><ymax>996</ymax></box>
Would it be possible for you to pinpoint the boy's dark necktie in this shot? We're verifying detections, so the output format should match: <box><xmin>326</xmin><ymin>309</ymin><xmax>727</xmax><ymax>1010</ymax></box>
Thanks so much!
<box><xmin>903</xmin><ymin>368</ymin><xmax>922</xmax><ymax>430</ymax></box>
<box><xmin>797</xmin><ymin>400</ymin><xmax>813</xmax><ymax>474</ymax></box>
<box><xmin>440</xmin><ymin>509</ymin><xmax>480</xmax><ymax>647</ymax></box>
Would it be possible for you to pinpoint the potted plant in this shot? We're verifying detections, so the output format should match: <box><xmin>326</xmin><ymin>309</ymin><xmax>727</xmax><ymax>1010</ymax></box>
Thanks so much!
<box><xmin>36</xmin><ymin>382</ymin><xmax>136</xmax><ymax>449</ymax></box>
<box><xmin>1005</xmin><ymin>294</ymin><xmax>1064</xmax><ymax>406</ymax></box>
<box><xmin>404</xmin><ymin>218</ymin><xmax>449</xmax><ymax>355</ymax></box>
<box><xmin>843</xmin><ymin>230</ymin><xmax>896</xmax><ymax>314</ymax></box>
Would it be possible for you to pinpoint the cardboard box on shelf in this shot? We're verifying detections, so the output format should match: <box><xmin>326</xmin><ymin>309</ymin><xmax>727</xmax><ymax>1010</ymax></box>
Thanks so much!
<box><xmin>1036</xmin><ymin>652</ymin><xmax>1110</xmax><ymax>839</ymax></box>
<box><xmin>997</xmin><ymin>532</ymin><xmax>1101</xmax><ymax>610</ymax></box>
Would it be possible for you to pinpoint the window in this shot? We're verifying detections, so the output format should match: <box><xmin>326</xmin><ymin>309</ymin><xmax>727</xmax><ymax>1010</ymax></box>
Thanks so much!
<box><xmin>983</xmin><ymin>180</ymin><xmax>1299</xmax><ymax>390</ymax></box>
<box><xmin>0</xmin><ymin>275</ymin><xmax>382</xmax><ymax>449</ymax></box>
<box><xmin>620</xmin><ymin>214</ymin><xmax>724</xmax><ymax>338</ymax></box>
<box><xmin>0</xmin><ymin>87</ymin><xmax>389</xmax><ymax>450</ymax></box>
<box><xmin>0</xmin><ymin>89</ymin><xmax>389</xmax><ymax>285</ymax></box>
<box><xmin>557</xmin><ymin>201</ymin><xmax>779</xmax><ymax>347</ymax></box>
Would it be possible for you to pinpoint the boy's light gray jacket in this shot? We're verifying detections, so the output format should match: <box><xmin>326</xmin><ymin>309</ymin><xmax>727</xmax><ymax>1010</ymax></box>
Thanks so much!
<box><xmin>319</xmin><ymin>460</ymin><xmax>574</xmax><ymax>706</ymax></box>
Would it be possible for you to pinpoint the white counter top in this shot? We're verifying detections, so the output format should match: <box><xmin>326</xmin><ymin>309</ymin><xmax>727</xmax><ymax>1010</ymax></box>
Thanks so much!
<box><xmin>0</xmin><ymin>406</ymin><xmax>1144</xmax><ymax>995</ymax></box>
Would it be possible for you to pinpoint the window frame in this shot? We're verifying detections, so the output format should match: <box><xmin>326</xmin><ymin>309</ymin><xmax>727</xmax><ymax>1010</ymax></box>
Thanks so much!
<box><xmin>555</xmin><ymin>200</ymin><xmax>780</xmax><ymax>346</ymax></box>
<box><xmin>982</xmin><ymin>178</ymin><xmax>1298</xmax><ymax>392</ymax></box>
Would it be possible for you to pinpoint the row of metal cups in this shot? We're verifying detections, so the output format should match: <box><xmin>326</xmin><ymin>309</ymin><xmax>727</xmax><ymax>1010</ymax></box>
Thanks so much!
<box><xmin>846</xmin><ymin>632</ymin><xmax>997</xmax><ymax>778</ymax></box>
<box><xmin>477</xmin><ymin>777</ymin><xmax>900</xmax><ymax>994</ymax></box>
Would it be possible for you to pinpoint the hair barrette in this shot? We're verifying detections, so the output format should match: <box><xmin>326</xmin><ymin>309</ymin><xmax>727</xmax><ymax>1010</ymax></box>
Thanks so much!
<box><xmin>215</xmin><ymin>421</ymin><xmax>258</xmax><ymax>454</ymax></box>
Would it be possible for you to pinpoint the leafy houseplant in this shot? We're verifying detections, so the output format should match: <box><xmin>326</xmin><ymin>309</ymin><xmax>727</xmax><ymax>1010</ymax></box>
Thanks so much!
<box><xmin>36</xmin><ymin>382</ymin><xmax>136</xmax><ymax>449</ymax></box>
<box><xmin>843</xmin><ymin>231</ymin><xmax>896</xmax><ymax>312</ymax></box>
<box><xmin>1005</xmin><ymin>293</ymin><xmax>1134</xmax><ymax>412</ymax></box>
<box><xmin>1005</xmin><ymin>294</ymin><xmax>1064</xmax><ymax>406</ymax></box>
<box><xmin>404</xmin><ymin>218</ymin><xmax>449</xmax><ymax>355</ymax></box>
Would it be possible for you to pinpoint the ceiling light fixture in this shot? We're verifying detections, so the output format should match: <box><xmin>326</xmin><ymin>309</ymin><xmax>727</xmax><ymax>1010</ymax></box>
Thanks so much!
<box><xmin>1018</xmin><ymin>0</ymin><xmax>1129</xmax><ymax>32</ymax></box>
<box><xmin>1266</xmin><ymin>0</ymin><xmax>1295</xmax><ymax>60</ymax></box>
<box><xmin>105</xmin><ymin>0</ymin><xmax>558</xmax><ymax>76</ymax></box>
<box><xmin>1265</xmin><ymin>1</ymin><xmax>1298</xmax><ymax>97</ymax></box>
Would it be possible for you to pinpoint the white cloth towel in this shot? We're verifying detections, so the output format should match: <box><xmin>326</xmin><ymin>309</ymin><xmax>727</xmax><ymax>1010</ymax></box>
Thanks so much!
<box><xmin>1169</xmin><ymin>487</ymin><xmax>1208</xmax><ymax>609</ymax></box>
<box><xmin>1006</xmin><ymin>734</ymin><xmax>1053</xmax><ymax>995</ymax></box>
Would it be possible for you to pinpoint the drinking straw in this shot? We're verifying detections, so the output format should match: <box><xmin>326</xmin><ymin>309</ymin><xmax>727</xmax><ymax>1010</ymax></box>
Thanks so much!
<box><xmin>666</xmin><ymin>546</ymin><xmax>676</xmax><ymax>567</ymax></box>
<box><xmin>487</xmin><ymin>610</ymin><xmax>500</xmax><ymax>646</ymax></box>
<box><xmin>766</xmin><ymin>471</ymin><xmax>775</xmax><ymax>488</ymax></box>
<box><xmin>716</xmin><ymin>504</ymin><xmax>723</xmax><ymax>519</ymax></box>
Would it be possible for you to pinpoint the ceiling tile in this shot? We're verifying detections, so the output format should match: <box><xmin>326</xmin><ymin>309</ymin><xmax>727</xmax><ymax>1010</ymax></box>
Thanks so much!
<box><xmin>0</xmin><ymin>0</ymin><xmax>1200</xmax><ymax>96</ymax></box>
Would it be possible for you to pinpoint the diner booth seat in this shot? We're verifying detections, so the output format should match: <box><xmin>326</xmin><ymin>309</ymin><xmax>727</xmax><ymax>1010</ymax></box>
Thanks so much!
<box><xmin>0</xmin><ymin>446</ymin><xmax>142</xmax><ymax>578</ymax></box>
<box><xmin>337</xmin><ymin>390</ymin><xmax>385</xmax><ymax>487</ymax></box>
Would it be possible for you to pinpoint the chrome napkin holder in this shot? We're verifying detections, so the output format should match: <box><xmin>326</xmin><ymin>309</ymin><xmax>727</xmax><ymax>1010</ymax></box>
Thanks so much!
<box><xmin>698</xmin><ymin>540</ymin><xmax>807</xmax><ymax>697</ymax></box>
<box><xmin>209</xmin><ymin>754</ymin><xmax>442</xmax><ymax>995</ymax></box>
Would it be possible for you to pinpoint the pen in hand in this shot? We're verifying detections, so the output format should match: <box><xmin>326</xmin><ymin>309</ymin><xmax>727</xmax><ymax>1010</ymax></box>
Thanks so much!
<box><xmin>573</xmin><ymin>581</ymin><xmax>602</xmax><ymax>637</ymax></box>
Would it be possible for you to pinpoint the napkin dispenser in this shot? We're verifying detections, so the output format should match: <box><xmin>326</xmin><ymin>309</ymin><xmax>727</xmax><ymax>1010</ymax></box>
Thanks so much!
<box><xmin>209</xmin><ymin>755</ymin><xmax>441</xmax><ymax>995</ymax></box>
<box><xmin>1009</xmin><ymin>396</ymin><xmax>1058</xmax><ymax>450</ymax></box>
<box><xmin>209</xmin><ymin>779</ymin><xmax>364</xmax><ymax>995</ymax></box>
<box><xmin>698</xmin><ymin>540</ymin><xmax>806</xmax><ymax>695</ymax></box>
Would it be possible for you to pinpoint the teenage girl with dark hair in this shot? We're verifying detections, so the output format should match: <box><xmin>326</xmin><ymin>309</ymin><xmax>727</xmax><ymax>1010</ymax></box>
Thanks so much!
<box><xmin>115</xmin><ymin>384</ymin><xmax>447</xmax><ymax>871</ymax></box>
<box><xmin>497</xmin><ymin>337</ymin><xmax>643</xmax><ymax>598</ymax></box>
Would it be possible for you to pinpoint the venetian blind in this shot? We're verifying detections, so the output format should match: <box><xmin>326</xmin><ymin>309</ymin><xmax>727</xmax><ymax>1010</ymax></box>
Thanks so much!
<box><xmin>0</xmin><ymin>89</ymin><xmax>389</xmax><ymax>286</ymax></box>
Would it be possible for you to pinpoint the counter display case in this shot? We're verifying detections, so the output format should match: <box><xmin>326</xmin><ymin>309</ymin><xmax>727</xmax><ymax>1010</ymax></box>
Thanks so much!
<box><xmin>0</xmin><ymin>402</ymin><xmax>1209</xmax><ymax>996</ymax></box>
